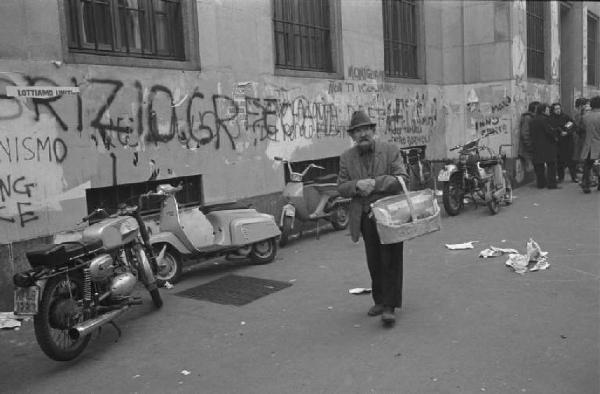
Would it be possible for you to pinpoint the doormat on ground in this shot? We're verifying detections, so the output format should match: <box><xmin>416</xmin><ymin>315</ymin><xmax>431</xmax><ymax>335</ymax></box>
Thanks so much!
<box><xmin>175</xmin><ymin>274</ymin><xmax>292</xmax><ymax>306</ymax></box>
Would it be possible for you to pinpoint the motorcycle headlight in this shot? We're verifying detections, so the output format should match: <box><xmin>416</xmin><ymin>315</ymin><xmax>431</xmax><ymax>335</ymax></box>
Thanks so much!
<box><xmin>459</xmin><ymin>154</ymin><xmax>469</xmax><ymax>164</ymax></box>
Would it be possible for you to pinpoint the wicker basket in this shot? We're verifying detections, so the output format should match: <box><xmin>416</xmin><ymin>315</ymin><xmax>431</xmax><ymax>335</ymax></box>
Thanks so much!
<box><xmin>371</xmin><ymin>176</ymin><xmax>441</xmax><ymax>244</ymax></box>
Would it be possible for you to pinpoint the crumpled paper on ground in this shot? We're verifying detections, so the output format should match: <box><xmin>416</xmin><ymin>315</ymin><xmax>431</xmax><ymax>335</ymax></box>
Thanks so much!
<box><xmin>0</xmin><ymin>312</ymin><xmax>22</xmax><ymax>329</ymax></box>
<box><xmin>349</xmin><ymin>288</ymin><xmax>372</xmax><ymax>295</ymax></box>
<box><xmin>479</xmin><ymin>246</ymin><xmax>519</xmax><ymax>258</ymax></box>
<box><xmin>505</xmin><ymin>238</ymin><xmax>550</xmax><ymax>274</ymax></box>
<box><xmin>445</xmin><ymin>241</ymin><xmax>478</xmax><ymax>250</ymax></box>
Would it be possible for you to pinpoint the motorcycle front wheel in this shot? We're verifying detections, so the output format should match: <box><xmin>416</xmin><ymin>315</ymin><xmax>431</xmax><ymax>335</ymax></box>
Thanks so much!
<box><xmin>442</xmin><ymin>176</ymin><xmax>464</xmax><ymax>216</ymax></box>
<box><xmin>135</xmin><ymin>245</ymin><xmax>163</xmax><ymax>308</ymax></box>
<box><xmin>487</xmin><ymin>196</ymin><xmax>500</xmax><ymax>214</ymax></box>
<box><xmin>34</xmin><ymin>273</ymin><xmax>91</xmax><ymax>361</ymax></box>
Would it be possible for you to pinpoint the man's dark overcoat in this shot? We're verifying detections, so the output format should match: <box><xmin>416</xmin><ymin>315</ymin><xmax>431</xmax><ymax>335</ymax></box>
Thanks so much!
<box><xmin>337</xmin><ymin>140</ymin><xmax>408</xmax><ymax>243</ymax></box>
<box><xmin>580</xmin><ymin>108</ymin><xmax>600</xmax><ymax>160</ymax></box>
<box><xmin>549</xmin><ymin>112</ymin><xmax>575</xmax><ymax>163</ymax></box>
<box><xmin>530</xmin><ymin>114</ymin><xmax>559</xmax><ymax>164</ymax></box>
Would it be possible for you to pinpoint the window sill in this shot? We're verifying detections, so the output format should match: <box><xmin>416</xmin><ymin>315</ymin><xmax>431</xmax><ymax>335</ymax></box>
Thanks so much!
<box><xmin>64</xmin><ymin>51</ymin><xmax>201</xmax><ymax>71</ymax></box>
<box><xmin>275</xmin><ymin>67</ymin><xmax>343</xmax><ymax>80</ymax></box>
<box><xmin>526</xmin><ymin>76</ymin><xmax>548</xmax><ymax>84</ymax></box>
<box><xmin>384</xmin><ymin>76</ymin><xmax>424</xmax><ymax>85</ymax></box>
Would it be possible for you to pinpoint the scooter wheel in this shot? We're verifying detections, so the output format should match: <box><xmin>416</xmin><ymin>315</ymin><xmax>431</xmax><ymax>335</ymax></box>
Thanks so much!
<box><xmin>154</xmin><ymin>245</ymin><xmax>183</xmax><ymax>286</ymax></box>
<box><xmin>250</xmin><ymin>238</ymin><xmax>278</xmax><ymax>265</ymax></box>
<box><xmin>279</xmin><ymin>216</ymin><xmax>294</xmax><ymax>247</ymax></box>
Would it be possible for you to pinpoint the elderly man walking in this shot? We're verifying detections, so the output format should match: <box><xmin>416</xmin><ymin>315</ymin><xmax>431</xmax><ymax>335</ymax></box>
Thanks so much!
<box><xmin>580</xmin><ymin>96</ymin><xmax>600</xmax><ymax>193</ymax></box>
<box><xmin>337</xmin><ymin>110</ymin><xmax>409</xmax><ymax>326</ymax></box>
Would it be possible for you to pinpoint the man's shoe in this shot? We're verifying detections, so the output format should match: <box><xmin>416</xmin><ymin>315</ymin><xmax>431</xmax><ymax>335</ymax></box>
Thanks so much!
<box><xmin>367</xmin><ymin>304</ymin><xmax>384</xmax><ymax>316</ymax></box>
<box><xmin>547</xmin><ymin>185</ymin><xmax>561</xmax><ymax>189</ymax></box>
<box><xmin>583</xmin><ymin>188</ymin><xmax>591</xmax><ymax>194</ymax></box>
<box><xmin>381</xmin><ymin>307</ymin><xmax>396</xmax><ymax>324</ymax></box>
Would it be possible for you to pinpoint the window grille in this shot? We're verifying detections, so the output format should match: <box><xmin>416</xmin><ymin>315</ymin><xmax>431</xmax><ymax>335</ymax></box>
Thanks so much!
<box><xmin>273</xmin><ymin>0</ymin><xmax>333</xmax><ymax>72</ymax></box>
<box><xmin>383</xmin><ymin>0</ymin><xmax>418</xmax><ymax>79</ymax></box>
<box><xmin>526</xmin><ymin>1</ymin><xmax>545</xmax><ymax>79</ymax></box>
<box><xmin>85</xmin><ymin>175</ymin><xmax>203</xmax><ymax>217</ymax></box>
<box><xmin>66</xmin><ymin>0</ymin><xmax>185</xmax><ymax>60</ymax></box>
<box><xmin>588</xmin><ymin>14</ymin><xmax>598</xmax><ymax>86</ymax></box>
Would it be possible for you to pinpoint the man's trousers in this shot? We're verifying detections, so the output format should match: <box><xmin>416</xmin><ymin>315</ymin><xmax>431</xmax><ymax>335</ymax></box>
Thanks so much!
<box><xmin>360</xmin><ymin>212</ymin><xmax>404</xmax><ymax>308</ymax></box>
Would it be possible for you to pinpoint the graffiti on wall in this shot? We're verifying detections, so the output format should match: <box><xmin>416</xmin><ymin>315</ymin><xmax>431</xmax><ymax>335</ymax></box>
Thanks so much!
<box><xmin>0</xmin><ymin>70</ymin><xmax>442</xmax><ymax>240</ymax></box>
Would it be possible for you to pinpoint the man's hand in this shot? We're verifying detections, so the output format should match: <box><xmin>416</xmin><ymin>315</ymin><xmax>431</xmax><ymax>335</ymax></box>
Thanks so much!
<box><xmin>356</xmin><ymin>178</ymin><xmax>375</xmax><ymax>196</ymax></box>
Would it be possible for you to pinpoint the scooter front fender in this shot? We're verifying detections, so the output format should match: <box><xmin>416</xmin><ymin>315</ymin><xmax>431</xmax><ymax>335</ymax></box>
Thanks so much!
<box><xmin>280</xmin><ymin>204</ymin><xmax>296</xmax><ymax>227</ymax></box>
<box><xmin>149</xmin><ymin>232</ymin><xmax>190</xmax><ymax>255</ymax></box>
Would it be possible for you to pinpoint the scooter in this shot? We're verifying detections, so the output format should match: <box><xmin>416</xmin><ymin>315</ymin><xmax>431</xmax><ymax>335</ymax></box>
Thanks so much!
<box><xmin>274</xmin><ymin>157</ymin><xmax>350</xmax><ymax>247</ymax></box>
<box><xmin>149</xmin><ymin>184</ymin><xmax>281</xmax><ymax>284</ymax></box>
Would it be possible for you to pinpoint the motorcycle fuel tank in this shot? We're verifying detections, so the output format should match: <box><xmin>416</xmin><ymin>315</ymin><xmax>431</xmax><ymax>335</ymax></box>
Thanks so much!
<box><xmin>82</xmin><ymin>217</ymin><xmax>139</xmax><ymax>250</ymax></box>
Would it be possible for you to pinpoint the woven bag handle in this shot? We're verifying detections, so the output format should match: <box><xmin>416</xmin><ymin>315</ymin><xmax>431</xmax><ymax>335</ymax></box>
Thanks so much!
<box><xmin>396</xmin><ymin>176</ymin><xmax>418</xmax><ymax>222</ymax></box>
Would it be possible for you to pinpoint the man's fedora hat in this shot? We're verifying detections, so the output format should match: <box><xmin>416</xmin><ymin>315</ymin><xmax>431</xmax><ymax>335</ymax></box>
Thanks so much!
<box><xmin>347</xmin><ymin>110</ymin><xmax>376</xmax><ymax>132</ymax></box>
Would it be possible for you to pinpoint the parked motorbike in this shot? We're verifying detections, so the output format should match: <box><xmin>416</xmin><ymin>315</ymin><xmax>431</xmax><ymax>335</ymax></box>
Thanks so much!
<box><xmin>437</xmin><ymin>131</ymin><xmax>513</xmax><ymax>215</ymax></box>
<box><xmin>12</xmin><ymin>193</ymin><xmax>162</xmax><ymax>361</ymax></box>
<box><xmin>274</xmin><ymin>157</ymin><xmax>350</xmax><ymax>247</ymax></box>
<box><xmin>150</xmin><ymin>184</ymin><xmax>281</xmax><ymax>285</ymax></box>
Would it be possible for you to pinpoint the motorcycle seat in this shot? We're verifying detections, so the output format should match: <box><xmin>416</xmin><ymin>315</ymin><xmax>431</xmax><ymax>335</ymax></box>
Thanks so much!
<box><xmin>479</xmin><ymin>159</ymin><xmax>500</xmax><ymax>167</ymax></box>
<box><xmin>26</xmin><ymin>240</ymin><xmax>104</xmax><ymax>268</ymax></box>
<box><xmin>200</xmin><ymin>201</ymin><xmax>251</xmax><ymax>214</ymax></box>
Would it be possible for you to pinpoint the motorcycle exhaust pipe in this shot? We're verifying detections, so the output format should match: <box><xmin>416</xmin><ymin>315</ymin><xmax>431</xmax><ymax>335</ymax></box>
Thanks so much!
<box><xmin>68</xmin><ymin>306</ymin><xmax>130</xmax><ymax>341</ymax></box>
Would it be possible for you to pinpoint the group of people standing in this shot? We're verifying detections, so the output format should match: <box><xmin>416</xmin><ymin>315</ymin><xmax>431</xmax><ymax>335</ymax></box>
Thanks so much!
<box><xmin>519</xmin><ymin>97</ymin><xmax>600</xmax><ymax>193</ymax></box>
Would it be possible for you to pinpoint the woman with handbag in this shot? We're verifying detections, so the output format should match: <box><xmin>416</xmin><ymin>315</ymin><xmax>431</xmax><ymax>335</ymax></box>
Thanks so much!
<box><xmin>337</xmin><ymin>110</ymin><xmax>409</xmax><ymax>326</ymax></box>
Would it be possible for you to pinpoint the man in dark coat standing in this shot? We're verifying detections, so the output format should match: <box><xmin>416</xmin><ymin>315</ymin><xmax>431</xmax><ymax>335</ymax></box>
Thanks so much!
<box><xmin>549</xmin><ymin>103</ymin><xmax>577</xmax><ymax>182</ymax></box>
<box><xmin>531</xmin><ymin>103</ymin><xmax>560</xmax><ymax>189</ymax></box>
<box><xmin>518</xmin><ymin>101</ymin><xmax>539</xmax><ymax>165</ymax></box>
<box><xmin>579</xmin><ymin>95</ymin><xmax>600</xmax><ymax>193</ymax></box>
<box><xmin>337</xmin><ymin>110</ymin><xmax>409</xmax><ymax>326</ymax></box>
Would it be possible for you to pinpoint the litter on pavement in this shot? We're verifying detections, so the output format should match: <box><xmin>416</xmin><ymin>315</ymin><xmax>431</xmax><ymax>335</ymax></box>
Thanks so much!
<box><xmin>349</xmin><ymin>288</ymin><xmax>372</xmax><ymax>295</ymax></box>
<box><xmin>479</xmin><ymin>246</ymin><xmax>519</xmax><ymax>258</ymax></box>
<box><xmin>505</xmin><ymin>238</ymin><xmax>550</xmax><ymax>274</ymax></box>
<box><xmin>0</xmin><ymin>312</ymin><xmax>21</xmax><ymax>329</ymax></box>
<box><xmin>164</xmin><ymin>281</ymin><xmax>174</xmax><ymax>289</ymax></box>
<box><xmin>445</xmin><ymin>241</ymin><xmax>478</xmax><ymax>250</ymax></box>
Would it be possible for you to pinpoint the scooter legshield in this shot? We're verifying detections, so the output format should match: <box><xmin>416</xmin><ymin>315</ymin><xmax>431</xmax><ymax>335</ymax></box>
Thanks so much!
<box><xmin>280</xmin><ymin>204</ymin><xmax>295</xmax><ymax>226</ymax></box>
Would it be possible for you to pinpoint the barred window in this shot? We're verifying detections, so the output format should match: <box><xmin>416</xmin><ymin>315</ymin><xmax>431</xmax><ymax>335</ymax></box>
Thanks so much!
<box><xmin>383</xmin><ymin>0</ymin><xmax>418</xmax><ymax>79</ymax></box>
<box><xmin>66</xmin><ymin>0</ymin><xmax>185</xmax><ymax>60</ymax></box>
<box><xmin>273</xmin><ymin>0</ymin><xmax>333</xmax><ymax>72</ymax></box>
<box><xmin>588</xmin><ymin>14</ymin><xmax>598</xmax><ymax>86</ymax></box>
<box><xmin>526</xmin><ymin>1</ymin><xmax>545</xmax><ymax>79</ymax></box>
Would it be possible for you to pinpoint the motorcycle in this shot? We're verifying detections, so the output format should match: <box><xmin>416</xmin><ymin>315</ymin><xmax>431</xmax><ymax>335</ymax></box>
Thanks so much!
<box><xmin>437</xmin><ymin>131</ymin><xmax>513</xmax><ymax>216</ymax></box>
<box><xmin>150</xmin><ymin>183</ymin><xmax>281</xmax><ymax>285</ymax></box>
<box><xmin>12</xmin><ymin>193</ymin><xmax>162</xmax><ymax>361</ymax></box>
<box><xmin>274</xmin><ymin>157</ymin><xmax>350</xmax><ymax>247</ymax></box>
